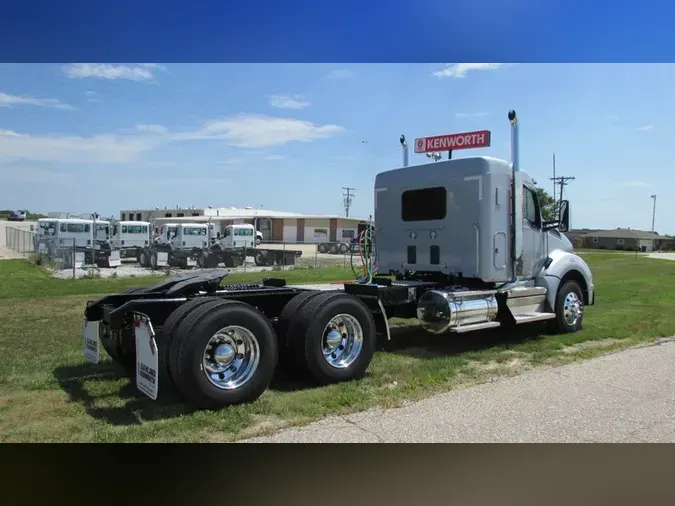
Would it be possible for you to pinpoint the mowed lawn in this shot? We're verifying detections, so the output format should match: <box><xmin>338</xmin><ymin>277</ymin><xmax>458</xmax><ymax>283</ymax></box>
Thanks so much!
<box><xmin>1</xmin><ymin>254</ymin><xmax>674</xmax><ymax>442</ymax></box>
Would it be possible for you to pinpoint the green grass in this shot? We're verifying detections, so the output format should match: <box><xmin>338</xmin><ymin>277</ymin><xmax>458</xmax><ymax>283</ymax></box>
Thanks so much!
<box><xmin>1</xmin><ymin>254</ymin><xmax>674</xmax><ymax>442</ymax></box>
<box><xmin>0</xmin><ymin>260</ymin><xmax>355</xmax><ymax>300</ymax></box>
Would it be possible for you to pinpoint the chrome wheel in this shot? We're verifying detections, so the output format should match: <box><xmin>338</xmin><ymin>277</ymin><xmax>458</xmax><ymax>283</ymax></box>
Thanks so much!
<box><xmin>322</xmin><ymin>314</ymin><xmax>363</xmax><ymax>369</ymax></box>
<box><xmin>202</xmin><ymin>326</ymin><xmax>260</xmax><ymax>390</ymax></box>
<box><xmin>563</xmin><ymin>291</ymin><xmax>583</xmax><ymax>327</ymax></box>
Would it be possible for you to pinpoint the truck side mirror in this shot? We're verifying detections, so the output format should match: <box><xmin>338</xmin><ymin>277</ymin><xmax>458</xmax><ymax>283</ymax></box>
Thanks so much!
<box><xmin>559</xmin><ymin>200</ymin><xmax>570</xmax><ymax>232</ymax></box>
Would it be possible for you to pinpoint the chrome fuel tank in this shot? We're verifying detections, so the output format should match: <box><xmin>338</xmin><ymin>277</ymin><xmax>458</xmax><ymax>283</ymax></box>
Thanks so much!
<box><xmin>416</xmin><ymin>290</ymin><xmax>498</xmax><ymax>334</ymax></box>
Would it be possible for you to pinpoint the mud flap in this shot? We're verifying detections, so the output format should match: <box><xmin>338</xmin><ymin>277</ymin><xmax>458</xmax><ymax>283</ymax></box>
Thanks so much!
<box><xmin>134</xmin><ymin>314</ymin><xmax>159</xmax><ymax>400</ymax></box>
<box><xmin>107</xmin><ymin>250</ymin><xmax>121</xmax><ymax>267</ymax></box>
<box><xmin>83</xmin><ymin>320</ymin><xmax>100</xmax><ymax>364</ymax></box>
<box><xmin>156</xmin><ymin>252</ymin><xmax>169</xmax><ymax>267</ymax></box>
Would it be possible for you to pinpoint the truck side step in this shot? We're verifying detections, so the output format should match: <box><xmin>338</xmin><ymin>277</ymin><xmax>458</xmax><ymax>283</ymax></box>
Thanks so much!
<box><xmin>507</xmin><ymin>286</ymin><xmax>547</xmax><ymax>298</ymax></box>
<box><xmin>451</xmin><ymin>321</ymin><xmax>502</xmax><ymax>333</ymax></box>
<box><xmin>512</xmin><ymin>312</ymin><xmax>556</xmax><ymax>324</ymax></box>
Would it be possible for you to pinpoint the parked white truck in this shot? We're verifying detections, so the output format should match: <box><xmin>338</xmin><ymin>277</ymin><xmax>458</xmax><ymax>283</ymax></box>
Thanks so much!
<box><xmin>35</xmin><ymin>217</ymin><xmax>121</xmax><ymax>268</ymax></box>
<box><xmin>82</xmin><ymin>110</ymin><xmax>594</xmax><ymax>410</ymax></box>
<box><xmin>199</xmin><ymin>223</ymin><xmax>303</xmax><ymax>268</ymax></box>
<box><xmin>110</xmin><ymin>221</ymin><xmax>152</xmax><ymax>261</ymax></box>
<box><xmin>136</xmin><ymin>222</ymin><xmax>209</xmax><ymax>269</ymax></box>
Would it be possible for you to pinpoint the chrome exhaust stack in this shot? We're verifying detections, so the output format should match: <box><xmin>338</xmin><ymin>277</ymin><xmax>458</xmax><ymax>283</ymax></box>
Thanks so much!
<box><xmin>508</xmin><ymin>109</ymin><xmax>523</xmax><ymax>282</ymax></box>
<box><xmin>400</xmin><ymin>135</ymin><xmax>409</xmax><ymax>167</ymax></box>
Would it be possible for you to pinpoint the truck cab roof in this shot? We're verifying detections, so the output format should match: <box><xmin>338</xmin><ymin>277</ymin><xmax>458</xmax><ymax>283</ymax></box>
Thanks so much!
<box><xmin>376</xmin><ymin>156</ymin><xmax>534</xmax><ymax>187</ymax></box>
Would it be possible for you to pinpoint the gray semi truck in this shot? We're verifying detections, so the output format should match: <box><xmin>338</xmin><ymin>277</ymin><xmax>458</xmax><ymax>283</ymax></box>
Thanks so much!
<box><xmin>81</xmin><ymin>110</ymin><xmax>594</xmax><ymax>410</ymax></box>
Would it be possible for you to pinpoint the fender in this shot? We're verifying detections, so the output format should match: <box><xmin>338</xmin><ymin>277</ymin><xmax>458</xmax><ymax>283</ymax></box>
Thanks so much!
<box><xmin>535</xmin><ymin>249</ymin><xmax>595</xmax><ymax>310</ymax></box>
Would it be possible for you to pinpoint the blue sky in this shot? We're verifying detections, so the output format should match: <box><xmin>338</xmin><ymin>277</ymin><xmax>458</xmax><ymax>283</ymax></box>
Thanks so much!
<box><xmin>0</xmin><ymin>63</ymin><xmax>672</xmax><ymax>234</ymax></box>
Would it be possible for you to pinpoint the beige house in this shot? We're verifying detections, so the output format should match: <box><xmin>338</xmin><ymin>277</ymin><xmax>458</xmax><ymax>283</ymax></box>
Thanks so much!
<box><xmin>568</xmin><ymin>228</ymin><xmax>666</xmax><ymax>252</ymax></box>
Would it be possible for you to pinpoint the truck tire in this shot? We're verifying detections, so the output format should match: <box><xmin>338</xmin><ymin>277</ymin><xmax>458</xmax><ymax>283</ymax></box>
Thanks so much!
<box><xmin>548</xmin><ymin>280</ymin><xmax>585</xmax><ymax>334</ymax></box>
<box><xmin>159</xmin><ymin>297</ymin><xmax>223</xmax><ymax>388</ymax></box>
<box><xmin>139</xmin><ymin>249</ymin><xmax>149</xmax><ymax>267</ymax></box>
<box><xmin>168</xmin><ymin>299</ymin><xmax>279</xmax><ymax>409</ymax></box>
<box><xmin>275</xmin><ymin>291</ymin><xmax>322</xmax><ymax>370</ymax></box>
<box><xmin>253</xmin><ymin>251</ymin><xmax>267</xmax><ymax>266</ymax></box>
<box><xmin>288</xmin><ymin>291</ymin><xmax>376</xmax><ymax>385</ymax></box>
<box><xmin>329</xmin><ymin>243</ymin><xmax>339</xmax><ymax>255</ymax></box>
<box><xmin>318</xmin><ymin>243</ymin><xmax>328</xmax><ymax>254</ymax></box>
<box><xmin>150</xmin><ymin>252</ymin><xmax>158</xmax><ymax>270</ymax></box>
<box><xmin>338</xmin><ymin>243</ymin><xmax>349</xmax><ymax>254</ymax></box>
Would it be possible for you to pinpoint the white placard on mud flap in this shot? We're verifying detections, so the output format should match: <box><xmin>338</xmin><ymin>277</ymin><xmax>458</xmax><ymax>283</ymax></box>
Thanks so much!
<box><xmin>187</xmin><ymin>257</ymin><xmax>197</xmax><ymax>266</ymax></box>
<box><xmin>83</xmin><ymin>320</ymin><xmax>100</xmax><ymax>364</ymax></box>
<box><xmin>134</xmin><ymin>316</ymin><xmax>159</xmax><ymax>400</ymax></box>
<box><xmin>109</xmin><ymin>250</ymin><xmax>122</xmax><ymax>267</ymax></box>
<box><xmin>74</xmin><ymin>252</ymin><xmax>85</xmax><ymax>268</ymax></box>
<box><xmin>157</xmin><ymin>252</ymin><xmax>169</xmax><ymax>266</ymax></box>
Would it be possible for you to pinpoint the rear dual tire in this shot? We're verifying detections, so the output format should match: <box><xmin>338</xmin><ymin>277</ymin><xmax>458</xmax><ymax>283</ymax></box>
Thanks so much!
<box><xmin>277</xmin><ymin>291</ymin><xmax>376</xmax><ymax>385</ymax></box>
<box><xmin>167</xmin><ymin>299</ymin><xmax>278</xmax><ymax>409</ymax></box>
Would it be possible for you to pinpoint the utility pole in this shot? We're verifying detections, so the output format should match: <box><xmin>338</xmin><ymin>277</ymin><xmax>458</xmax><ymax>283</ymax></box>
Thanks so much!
<box><xmin>342</xmin><ymin>187</ymin><xmax>355</xmax><ymax>217</ymax></box>
<box><xmin>651</xmin><ymin>194</ymin><xmax>657</xmax><ymax>251</ymax></box>
<box><xmin>552</xmin><ymin>153</ymin><xmax>556</xmax><ymax>207</ymax></box>
<box><xmin>550</xmin><ymin>175</ymin><xmax>576</xmax><ymax>219</ymax></box>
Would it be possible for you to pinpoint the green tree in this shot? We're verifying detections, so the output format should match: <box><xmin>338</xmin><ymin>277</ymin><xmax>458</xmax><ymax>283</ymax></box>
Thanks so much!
<box><xmin>532</xmin><ymin>181</ymin><xmax>560</xmax><ymax>222</ymax></box>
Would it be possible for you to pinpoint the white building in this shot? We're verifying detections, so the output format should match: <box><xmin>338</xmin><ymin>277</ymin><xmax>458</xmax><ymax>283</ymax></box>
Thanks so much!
<box><xmin>119</xmin><ymin>206</ymin><xmax>370</xmax><ymax>244</ymax></box>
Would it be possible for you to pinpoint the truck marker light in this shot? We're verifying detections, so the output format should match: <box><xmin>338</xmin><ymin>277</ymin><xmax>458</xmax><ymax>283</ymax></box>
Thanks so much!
<box><xmin>410</xmin><ymin>232</ymin><xmax>417</xmax><ymax>240</ymax></box>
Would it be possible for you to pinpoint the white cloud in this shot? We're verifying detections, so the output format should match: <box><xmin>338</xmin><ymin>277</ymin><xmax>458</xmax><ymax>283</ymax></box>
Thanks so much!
<box><xmin>325</xmin><ymin>69</ymin><xmax>354</xmax><ymax>80</ymax></box>
<box><xmin>0</xmin><ymin>91</ymin><xmax>74</xmax><ymax>110</ymax></box>
<box><xmin>267</xmin><ymin>94</ymin><xmax>311</xmax><ymax>109</ymax></box>
<box><xmin>85</xmin><ymin>90</ymin><xmax>101</xmax><ymax>103</ymax></box>
<box><xmin>63</xmin><ymin>63</ymin><xmax>164</xmax><ymax>82</ymax></box>
<box><xmin>432</xmin><ymin>63</ymin><xmax>508</xmax><ymax>78</ymax></box>
<box><xmin>172</xmin><ymin>114</ymin><xmax>344</xmax><ymax>148</ymax></box>
<box><xmin>132</xmin><ymin>124</ymin><xmax>169</xmax><ymax>135</ymax></box>
<box><xmin>455</xmin><ymin>112</ymin><xmax>489</xmax><ymax>118</ymax></box>
<box><xmin>637</xmin><ymin>125</ymin><xmax>654</xmax><ymax>131</ymax></box>
<box><xmin>0</xmin><ymin>129</ymin><xmax>160</xmax><ymax>164</ymax></box>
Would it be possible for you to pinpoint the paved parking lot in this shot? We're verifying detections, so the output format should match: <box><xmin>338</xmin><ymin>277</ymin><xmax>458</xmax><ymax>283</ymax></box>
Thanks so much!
<box><xmin>243</xmin><ymin>338</ymin><xmax>675</xmax><ymax>443</ymax></box>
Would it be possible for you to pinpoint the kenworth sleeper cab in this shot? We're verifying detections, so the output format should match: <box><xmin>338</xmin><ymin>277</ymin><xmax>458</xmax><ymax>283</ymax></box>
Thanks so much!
<box><xmin>81</xmin><ymin>110</ymin><xmax>594</xmax><ymax>410</ymax></box>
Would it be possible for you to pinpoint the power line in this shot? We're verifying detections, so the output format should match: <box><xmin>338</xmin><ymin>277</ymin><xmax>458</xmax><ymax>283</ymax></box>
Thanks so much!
<box><xmin>342</xmin><ymin>187</ymin><xmax>355</xmax><ymax>217</ymax></box>
<box><xmin>550</xmin><ymin>175</ymin><xmax>575</xmax><ymax>204</ymax></box>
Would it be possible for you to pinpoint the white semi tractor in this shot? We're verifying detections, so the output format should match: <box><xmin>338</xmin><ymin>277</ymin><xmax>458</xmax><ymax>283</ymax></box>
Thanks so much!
<box><xmin>82</xmin><ymin>110</ymin><xmax>594</xmax><ymax>410</ymax></box>
<box><xmin>35</xmin><ymin>217</ymin><xmax>121</xmax><ymax>268</ymax></box>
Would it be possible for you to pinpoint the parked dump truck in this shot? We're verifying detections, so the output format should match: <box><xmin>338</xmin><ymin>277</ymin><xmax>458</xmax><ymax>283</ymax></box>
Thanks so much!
<box><xmin>35</xmin><ymin>217</ymin><xmax>121</xmax><ymax>268</ymax></box>
<box><xmin>81</xmin><ymin>110</ymin><xmax>594</xmax><ymax>410</ymax></box>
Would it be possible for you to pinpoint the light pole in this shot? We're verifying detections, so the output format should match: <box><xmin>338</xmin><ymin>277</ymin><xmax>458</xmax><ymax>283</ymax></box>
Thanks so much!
<box><xmin>650</xmin><ymin>194</ymin><xmax>657</xmax><ymax>252</ymax></box>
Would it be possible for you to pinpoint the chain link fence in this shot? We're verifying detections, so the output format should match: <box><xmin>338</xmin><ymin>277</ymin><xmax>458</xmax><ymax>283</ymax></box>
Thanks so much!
<box><xmin>4</xmin><ymin>227</ymin><xmax>366</xmax><ymax>279</ymax></box>
<box><xmin>5</xmin><ymin>225</ymin><xmax>36</xmax><ymax>256</ymax></box>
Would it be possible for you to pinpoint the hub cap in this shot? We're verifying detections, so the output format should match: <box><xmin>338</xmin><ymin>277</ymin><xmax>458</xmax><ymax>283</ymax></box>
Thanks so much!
<box><xmin>202</xmin><ymin>326</ymin><xmax>260</xmax><ymax>390</ymax></box>
<box><xmin>322</xmin><ymin>314</ymin><xmax>363</xmax><ymax>369</ymax></box>
<box><xmin>563</xmin><ymin>291</ymin><xmax>583</xmax><ymax>326</ymax></box>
